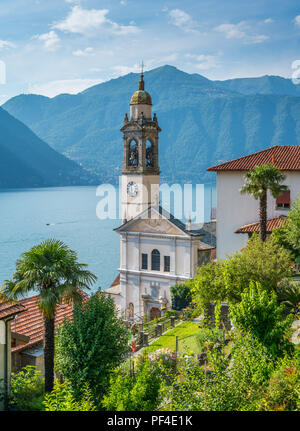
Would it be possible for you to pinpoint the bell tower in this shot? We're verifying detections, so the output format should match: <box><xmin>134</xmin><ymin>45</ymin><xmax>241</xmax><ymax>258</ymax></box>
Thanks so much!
<box><xmin>121</xmin><ymin>72</ymin><xmax>161</xmax><ymax>221</ymax></box>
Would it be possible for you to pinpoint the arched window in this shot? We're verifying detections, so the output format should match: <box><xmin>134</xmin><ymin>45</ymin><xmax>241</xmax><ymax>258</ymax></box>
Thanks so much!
<box><xmin>146</xmin><ymin>140</ymin><xmax>154</xmax><ymax>167</ymax></box>
<box><xmin>128</xmin><ymin>140</ymin><xmax>138</xmax><ymax>167</ymax></box>
<box><xmin>151</xmin><ymin>249</ymin><xmax>160</xmax><ymax>271</ymax></box>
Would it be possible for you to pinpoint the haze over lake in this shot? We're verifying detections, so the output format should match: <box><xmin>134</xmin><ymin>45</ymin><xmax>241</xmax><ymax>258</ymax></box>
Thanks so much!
<box><xmin>0</xmin><ymin>185</ymin><xmax>216</xmax><ymax>291</ymax></box>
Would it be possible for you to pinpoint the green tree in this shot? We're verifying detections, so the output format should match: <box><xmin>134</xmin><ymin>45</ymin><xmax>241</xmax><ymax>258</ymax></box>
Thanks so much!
<box><xmin>55</xmin><ymin>293</ymin><xmax>129</xmax><ymax>404</ymax></box>
<box><xmin>240</xmin><ymin>164</ymin><xmax>288</xmax><ymax>241</ymax></box>
<box><xmin>230</xmin><ymin>282</ymin><xmax>293</xmax><ymax>356</ymax></box>
<box><xmin>192</xmin><ymin>235</ymin><xmax>292</xmax><ymax>307</ymax></box>
<box><xmin>272</xmin><ymin>195</ymin><xmax>300</xmax><ymax>260</ymax></box>
<box><xmin>170</xmin><ymin>281</ymin><xmax>192</xmax><ymax>310</ymax></box>
<box><xmin>102</xmin><ymin>359</ymin><xmax>161</xmax><ymax>411</ymax></box>
<box><xmin>2</xmin><ymin>239</ymin><xmax>96</xmax><ymax>392</ymax></box>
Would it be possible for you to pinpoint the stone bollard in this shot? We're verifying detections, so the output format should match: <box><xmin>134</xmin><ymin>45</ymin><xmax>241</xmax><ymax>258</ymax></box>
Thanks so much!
<box><xmin>157</xmin><ymin>324</ymin><xmax>163</xmax><ymax>337</ymax></box>
<box><xmin>170</xmin><ymin>316</ymin><xmax>175</xmax><ymax>328</ymax></box>
<box><xmin>143</xmin><ymin>332</ymin><xmax>149</xmax><ymax>347</ymax></box>
<box><xmin>138</xmin><ymin>323</ymin><xmax>143</xmax><ymax>332</ymax></box>
<box><xmin>155</xmin><ymin>324</ymin><xmax>160</xmax><ymax>337</ymax></box>
<box><xmin>139</xmin><ymin>331</ymin><xmax>144</xmax><ymax>346</ymax></box>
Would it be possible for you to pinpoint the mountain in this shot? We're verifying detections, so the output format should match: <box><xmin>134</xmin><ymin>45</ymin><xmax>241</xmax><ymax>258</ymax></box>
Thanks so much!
<box><xmin>3</xmin><ymin>65</ymin><xmax>300</xmax><ymax>184</ymax></box>
<box><xmin>0</xmin><ymin>107</ymin><xmax>97</xmax><ymax>188</ymax></box>
<box><xmin>215</xmin><ymin>75</ymin><xmax>300</xmax><ymax>96</ymax></box>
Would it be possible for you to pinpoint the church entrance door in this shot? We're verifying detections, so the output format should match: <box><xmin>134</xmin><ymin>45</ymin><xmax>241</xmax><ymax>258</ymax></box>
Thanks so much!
<box><xmin>150</xmin><ymin>307</ymin><xmax>161</xmax><ymax>320</ymax></box>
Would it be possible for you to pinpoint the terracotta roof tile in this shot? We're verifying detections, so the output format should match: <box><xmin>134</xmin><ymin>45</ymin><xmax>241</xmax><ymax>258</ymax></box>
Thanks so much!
<box><xmin>12</xmin><ymin>292</ymin><xmax>89</xmax><ymax>353</ymax></box>
<box><xmin>0</xmin><ymin>300</ymin><xmax>26</xmax><ymax>320</ymax></box>
<box><xmin>235</xmin><ymin>215</ymin><xmax>287</xmax><ymax>234</ymax></box>
<box><xmin>110</xmin><ymin>274</ymin><xmax>120</xmax><ymax>288</ymax></box>
<box><xmin>207</xmin><ymin>145</ymin><xmax>300</xmax><ymax>172</ymax></box>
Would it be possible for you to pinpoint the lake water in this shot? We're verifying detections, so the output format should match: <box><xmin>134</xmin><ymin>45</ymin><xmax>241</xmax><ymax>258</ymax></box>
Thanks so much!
<box><xmin>0</xmin><ymin>184</ymin><xmax>216</xmax><ymax>291</ymax></box>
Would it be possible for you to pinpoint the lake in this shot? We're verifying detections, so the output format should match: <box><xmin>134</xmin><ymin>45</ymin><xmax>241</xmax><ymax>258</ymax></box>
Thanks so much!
<box><xmin>0</xmin><ymin>184</ymin><xmax>216</xmax><ymax>291</ymax></box>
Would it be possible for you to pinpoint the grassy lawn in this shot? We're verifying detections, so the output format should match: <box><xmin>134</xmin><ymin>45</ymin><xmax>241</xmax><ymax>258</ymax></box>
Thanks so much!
<box><xmin>143</xmin><ymin>320</ymin><xmax>202</xmax><ymax>354</ymax></box>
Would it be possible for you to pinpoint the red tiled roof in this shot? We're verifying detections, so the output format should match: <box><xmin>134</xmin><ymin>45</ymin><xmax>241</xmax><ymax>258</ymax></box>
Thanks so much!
<box><xmin>12</xmin><ymin>292</ymin><xmax>89</xmax><ymax>353</ymax></box>
<box><xmin>110</xmin><ymin>274</ymin><xmax>120</xmax><ymax>288</ymax></box>
<box><xmin>0</xmin><ymin>300</ymin><xmax>26</xmax><ymax>320</ymax></box>
<box><xmin>207</xmin><ymin>145</ymin><xmax>300</xmax><ymax>172</ymax></box>
<box><xmin>235</xmin><ymin>215</ymin><xmax>287</xmax><ymax>234</ymax></box>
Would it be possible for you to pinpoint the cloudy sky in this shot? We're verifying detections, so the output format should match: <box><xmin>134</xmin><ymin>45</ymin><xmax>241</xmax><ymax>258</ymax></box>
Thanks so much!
<box><xmin>0</xmin><ymin>0</ymin><xmax>300</xmax><ymax>103</ymax></box>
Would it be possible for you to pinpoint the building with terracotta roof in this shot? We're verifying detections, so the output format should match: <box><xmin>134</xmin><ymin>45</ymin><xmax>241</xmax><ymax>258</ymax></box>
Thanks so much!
<box><xmin>207</xmin><ymin>145</ymin><xmax>300</xmax><ymax>259</ymax></box>
<box><xmin>10</xmin><ymin>293</ymin><xmax>88</xmax><ymax>374</ymax></box>
<box><xmin>0</xmin><ymin>297</ymin><xmax>26</xmax><ymax>410</ymax></box>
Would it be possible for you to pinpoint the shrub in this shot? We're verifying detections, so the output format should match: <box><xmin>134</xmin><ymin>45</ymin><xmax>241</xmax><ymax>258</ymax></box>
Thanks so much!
<box><xmin>229</xmin><ymin>334</ymin><xmax>276</xmax><ymax>409</ymax></box>
<box><xmin>55</xmin><ymin>292</ymin><xmax>129</xmax><ymax>403</ymax></box>
<box><xmin>196</xmin><ymin>328</ymin><xmax>224</xmax><ymax>353</ymax></box>
<box><xmin>43</xmin><ymin>379</ymin><xmax>96</xmax><ymax>411</ymax></box>
<box><xmin>230</xmin><ymin>282</ymin><xmax>294</xmax><ymax>357</ymax></box>
<box><xmin>192</xmin><ymin>236</ymin><xmax>292</xmax><ymax>308</ymax></box>
<box><xmin>9</xmin><ymin>366</ymin><xmax>44</xmax><ymax>411</ymax></box>
<box><xmin>258</xmin><ymin>355</ymin><xmax>300</xmax><ymax>411</ymax></box>
<box><xmin>171</xmin><ymin>282</ymin><xmax>192</xmax><ymax>310</ymax></box>
<box><xmin>165</xmin><ymin>310</ymin><xmax>176</xmax><ymax>318</ymax></box>
<box><xmin>276</xmin><ymin>280</ymin><xmax>300</xmax><ymax>315</ymax></box>
<box><xmin>102</xmin><ymin>359</ymin><xmax>161</xmax><ymax>411</ymax></box>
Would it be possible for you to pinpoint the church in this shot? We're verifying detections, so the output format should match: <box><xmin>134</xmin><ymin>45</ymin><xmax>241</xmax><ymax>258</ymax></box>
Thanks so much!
<box><xmin>106</xmin><ymin>72</ymin><xmax>216</xmax><ymax>320</ymax></box>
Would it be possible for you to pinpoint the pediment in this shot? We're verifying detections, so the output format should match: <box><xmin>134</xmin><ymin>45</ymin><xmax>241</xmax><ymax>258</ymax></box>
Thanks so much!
<box><xmin>119</xmin><ymin>213</ymin><xmax>186</xmax><ymax>236</ymax></box>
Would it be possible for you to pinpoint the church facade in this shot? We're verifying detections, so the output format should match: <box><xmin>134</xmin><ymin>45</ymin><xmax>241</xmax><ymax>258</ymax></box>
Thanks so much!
<box><xmin>107</xmin><ymin>72</ymin><xmax>215</xmax><ymax>320</ymax></box>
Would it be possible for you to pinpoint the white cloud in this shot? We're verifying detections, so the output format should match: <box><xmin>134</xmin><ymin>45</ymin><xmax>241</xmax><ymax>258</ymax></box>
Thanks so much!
<box><xmin>0</xmin><ymin>40</ymin><xmax>16</xmax><ymax>49</ymax></box>
<box><xmin>249</xmin><ymin>34</ymin><xmax>269</xmax><ymax>44</ymax></box>
<box><xmin>36</xmin><ymin>31</ymin><xmax>60</xmax><ymax>51</ymax></box>
<box><xmin>111</xmin><ymin>64</ymin><xmax>140</xmax><ymax>76</ymax></box>
<box><xmin>294</xmin><ymin>15</ymin><xmax>300</xmax><ymax>26</ymax></box>
<box><xmin>168</xmin><ymin>9</ymin><xmax>197</xmax><ymax>32</ymax></box>
<box><xmin>72</xmin><ymin>47</ymin><xmax>94</xmax><ymax>56</ymax></box>
<box><xmin>52</xmin><ymin>6</ymin><xmax>139</xmax><ymax>36</ymax></box>
<box><xmin>214</xmin><ymin>22</ymin><xmax>246</xmax><ymax>39</ymax></box>
<box><xmin>264</xmin><ymin>18</ymin><xmax>273</xmax><ymax>24</ymax></box>
<box><xmin>27</xmin><ymin>78</ymin><xmax>104</xmax><ymax>98</ymax></box>
<box><xmin>185</xmin><ymin>53</ymin><xmax>219</xmax><ymax>70</ymax></box>
<box><xmin>214</xmin><ymin>22</ymin><xmax>269</xmax><ymax>44</ymax></box>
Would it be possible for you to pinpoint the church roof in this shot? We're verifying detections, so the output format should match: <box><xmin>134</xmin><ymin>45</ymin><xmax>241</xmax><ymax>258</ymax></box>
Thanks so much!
<box><xmin>130</xmin><ymin>90</ymin><xmax>152</xmax><ymax>105</ymax></box>
<box><xmin>191</xmin><ymin>221</ymin><xmax>216</xmax><ymax>248</ymax></box>
<box><xmin>130</xmin><ymin>73</ymin><xmax>152</xmax><ymax>105</ymax></box>
<box><xmin>115</xmin><ymin>205</ymin><xmax>212</xmax><ymax>238</ymax></box>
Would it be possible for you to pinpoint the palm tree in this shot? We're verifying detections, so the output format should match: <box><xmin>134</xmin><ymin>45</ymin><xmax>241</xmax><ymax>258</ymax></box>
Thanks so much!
<box><xmin>240</xmin><ymin>163</ymin><xmax>288</xmax><ymax>242</ymax></box>
<box><xmin>2</xmin><ymin>239</ymin><xmax>97</xmax><ymax>392</ymax></box>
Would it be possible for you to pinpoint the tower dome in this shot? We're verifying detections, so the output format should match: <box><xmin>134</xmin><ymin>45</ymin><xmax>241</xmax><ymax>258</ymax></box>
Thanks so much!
<box><xmin>130</xmin><ymin>73</ymin><xmax>152</xmax><ymax>105</ymax></box>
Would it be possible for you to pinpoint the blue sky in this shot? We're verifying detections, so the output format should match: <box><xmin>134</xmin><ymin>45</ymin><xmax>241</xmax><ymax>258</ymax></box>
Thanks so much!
<box><xmin>0</xmin><ymin>0</ymin><xmax>300</xmax><ymax>103</ymax></box>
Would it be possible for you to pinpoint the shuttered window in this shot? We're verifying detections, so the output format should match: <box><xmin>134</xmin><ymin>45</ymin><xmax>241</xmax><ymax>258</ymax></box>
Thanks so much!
<box><xmin>142</xmin><ymin>253</ymin><xmax>148</xmax><ymax>270</ymax></box>
<box><xmin>276</xmin><ymin>190</ymin><xmax>290</xmax><ymax>209</ymax></box>
<box><xmin>164</xmin><ymin>256</ymin><xmax>170</xmax><ymax>272</ymax></box>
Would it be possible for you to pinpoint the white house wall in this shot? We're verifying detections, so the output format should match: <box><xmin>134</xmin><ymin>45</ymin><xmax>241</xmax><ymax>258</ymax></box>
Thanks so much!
<box><xmin>216</xmin><ymin>170</ymin><xmax>300</xmax><ymax>259</ymax></box>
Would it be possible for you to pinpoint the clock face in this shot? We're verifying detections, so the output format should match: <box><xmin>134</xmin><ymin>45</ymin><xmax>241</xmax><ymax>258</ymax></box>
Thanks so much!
<box><xmin>127</xmin><ymin>181</ymin><xmax>138</xmax><ymax>197</ymax></box>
